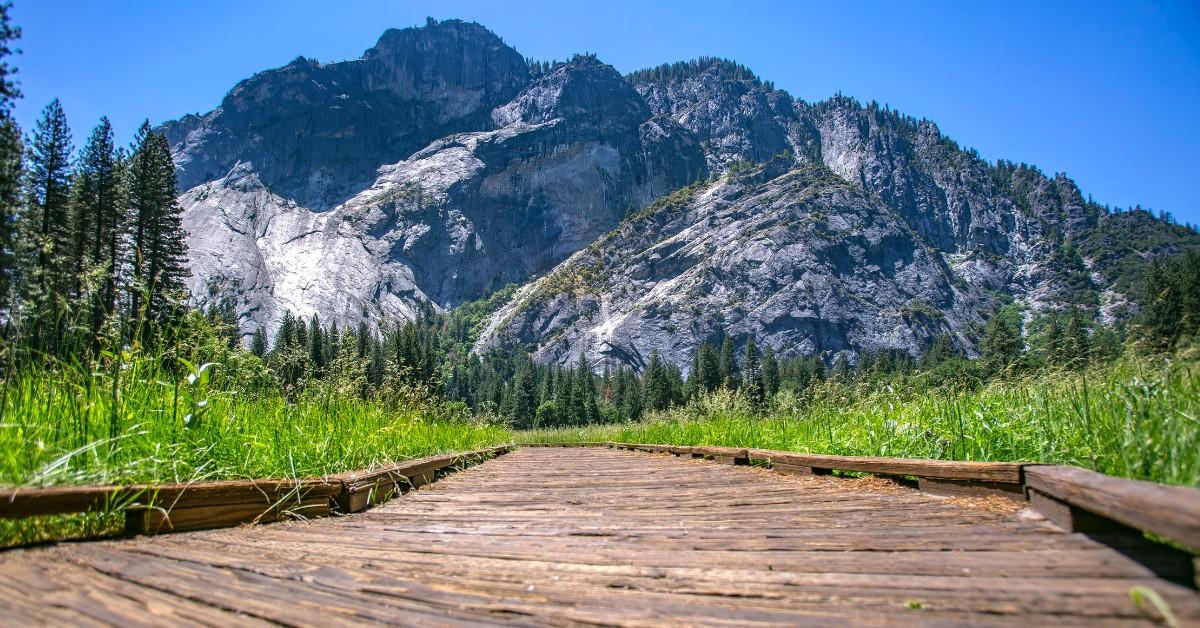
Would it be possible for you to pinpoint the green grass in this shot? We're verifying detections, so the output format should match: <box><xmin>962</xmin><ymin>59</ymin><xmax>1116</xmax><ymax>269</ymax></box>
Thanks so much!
<box><xmin>4</xmin><ymin>344</ymin><xmax>1198</xmax><ymax>548</ymax></box>
<box><xmin>523</xmin><ymin>357</ymin><xmax>1200</xmax><ymax>488</ymax></box>
<box><xmin>0</xmin><ymin>358</ymin><xmax>510</xmax><ymax>488</ymax></box>
<box><xmin>0</xmin><ymin>349</ymin><xmax>512</xmax><ymax>546</ymax></box>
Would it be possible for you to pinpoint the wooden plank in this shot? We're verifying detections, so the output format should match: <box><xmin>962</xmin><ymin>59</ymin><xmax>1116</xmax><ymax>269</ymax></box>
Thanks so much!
<box><xmin>519</xmin><ymin>442</ymin><xmax>607</xmax><ymax>448</ymax></box>
<box><xmin>336</xmin><ymin>480</ymin><xmax>402</xmax><ymax>514</ymax></box>
<box><xmin>334</xmin><ymin>446</ymin><xmax>509</xmax><ymax>513</ymax></box>
<box><xmin>126</xmin><ymin>495</ymin><xmax>330</xmax><ymax>535</ymax></box>
<box><xmin>0</xmin><ymin>446</ymin><xmax>507</xmax><ymax>524</ymax></box>
<box><xmin>0</xmin><ymin>478</ymin><xmax>338</xmax><ymax>519</ymax></box>
<box><xmin>333</xmin><ymin>446</ymin><xmax>506</xmax><ymax>493</ymax></box>
<box><xmin>1025</xmin><ymin>465</ymin><xmax>1200</xmax><ymax>550</ymax></box>
<box><xmin>919</xmin><ymin>477</ymin><xmax>1023</xmax><ymax>500</ymax></box>
<box><xmin>691</xmin><ymin>446</ymin><xmax>749</xmax><ymax>463</ymax></box>
<box><xmin>774</xmin><ymin>462</ymin><xmax>831</xmax><ymax>476</ymax></box>
<box><xmin>614</xmin><ymin>444</ymin><xmax>1020</xmax><ymax>481</ymax></box>
<box><xmin>766</xmin><ymin>452</ymin><xmax>1022</xmax><ymax>482</ymax></box>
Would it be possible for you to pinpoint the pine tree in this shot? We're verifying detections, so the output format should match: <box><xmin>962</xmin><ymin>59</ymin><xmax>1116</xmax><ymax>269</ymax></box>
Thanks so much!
<box><xmin>309</xmin><ymin>314</ymin><xmax>325</xmax><ymax>375</ymax></box>
<box><xmin>856</xmin><ymin>352</ymin><xmax>874</xmax><ymax>380</ymax></box>
<box><xmin>644</xmin><ymin>350</ymin><xmax>671</xmax><ymax>411</ymax></box>
<box><xmin>250</xmin><ymin>326</ymin><xmax>267</xmax><ymax>358</ymax></box>
<box><xmin>690</xmin><ymin>342</ymin><xmax>722</xmax><ymax>396</ymax></box>
<box><xmin>554</xmin><ymin>365</ymin><xmax>574</xmax><ymax>421</ymax></box>
<box><xmin>919</xmin><ymin>334</ymin><xmax>957</xmax><ymax>370</ymax></box>
<box><xmin>1136</xmin><ymin>254</ymin><xmax>1200</xmax><ymax>351</ymax></box>
<box><xmin>0</xmin><ymin>2</ymin><xmax>19</xmax><ymax>309</ymax></box>
<box><xmin>760</xmin><ymin>346</ymin><xmax>780</xmax><ymax>399</ymax></box>
<box><xmin>1064</xmin><ymin>310</ymin><xmax>1090</xmax><ymax>368</ymax></box>
<box><xmin>742</xmin><ymin>338</ymin><xmax>762</xmax><ymax>405</ymax></box>
<box><xmin>127</xmin><ymin>124</ymin><xmax>188</xmax><ymax>338</ymax></box>
<box><xmin>22</xmin><ymin>100</ymin><xmax>73</xmax><ymax>326</ymax></box>
<box><xmin>509</xmin><ymin>360</ymin><xmax>536</xmax><ymax>427</ymax></box>
<box><xmin>718</xmin><ymin>336</ymin><xmax>738</xmax><ymax>389</ymax></box>
<box><xmin>368</xmin><ymin>337</ymin><xmax>385</xmax><ymax>387</ymax></box>
<box><xmin>832</xmin><ymin>353</ymin><xmax>851</xmax><ymax>382</ymax></box>
<box><xmin>0</xmin><ymin>116</ymin><xmax>19</xmax><ymax>309</ymax></box>
<box><xmin>981</xmin><ymin>307</ymin><xmax>1024</xmax><ymax>376</ymax></box>
<box><xmin>294</xmin><ymin>317</ymin><xmax>308</xmax><ymax>352</ymax></box>
<box><xmin>356</xmin><ymin>321</ymin><xmax>369</xmax><ymax>358</ymax></box>
<box><xmin>325</xmin><ymin>320</ymin><xmax>339</xmax><ymax>361</ymax></box>
<box><xmin>71</xmin><ymin>118</ymin><xmax>123</xmax><ymax>339</ymax></box>
<box><xmin>274</xmin><ymin>311</ymin><xmax>295</xmax><ymax>353</ymax></box>
<box><xmin>622</xmin><ymin>367</ymin><xmax>643</xmax><ymax>420</ymax></box>
<box><xmin>576</xmin><ymin>354</ymin><xmax>598</xmax><ymax>423</ymax></box>
<box><xmin>1042</xmin><ymin>316</ymin><xmax>1063</xmax><ymax>366</ymax></box>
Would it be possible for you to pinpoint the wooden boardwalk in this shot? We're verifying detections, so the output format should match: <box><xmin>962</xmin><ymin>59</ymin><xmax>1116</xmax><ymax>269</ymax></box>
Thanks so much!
<box><xmin>2</xmin><ymin>447</ymin><xmax>1198</xmax><ymax>626</ymax></box>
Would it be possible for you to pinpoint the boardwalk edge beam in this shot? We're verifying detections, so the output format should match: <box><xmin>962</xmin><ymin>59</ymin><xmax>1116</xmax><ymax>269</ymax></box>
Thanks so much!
<box><xmin>0</xmin><ymin>445</ymin><xmax>513</xmax><ymax>537</ymax></box>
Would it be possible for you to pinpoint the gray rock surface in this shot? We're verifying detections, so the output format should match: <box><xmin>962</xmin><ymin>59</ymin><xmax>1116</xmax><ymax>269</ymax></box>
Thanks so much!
<box><xmin>476</xmin><ymin>161</ymin><xmax>988</xmax><ymax>371</ymax></box>
<box><xmin>170</xmin><ymin>29</ymin><xmax>704</xmax><ymax>338</ymax></box>
<box><xmin>477</xmin><ymin>94</ymin><xmax>1200</xmax><ymax>371</ymax></box>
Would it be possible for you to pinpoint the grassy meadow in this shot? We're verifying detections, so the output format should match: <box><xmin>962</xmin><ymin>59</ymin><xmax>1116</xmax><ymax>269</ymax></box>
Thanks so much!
<box><xmin>523</xmin><ymin>356</ymin><xmax>1200</xmax><ymax>488</ymax></box>
<box><xmin>0</xmin><ymin>354</ymin><xmax>510</xmax><ymax>488</ymax></box>
<box><xmin>0</xmin><ymin>346</ymin><xmax>511</xmax><ymax>547</ymax></box>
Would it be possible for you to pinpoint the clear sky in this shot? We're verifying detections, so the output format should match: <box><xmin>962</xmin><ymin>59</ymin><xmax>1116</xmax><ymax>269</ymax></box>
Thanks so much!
<box><xmin>8</xmin><ymin>1</ymin><xmax>1200</xmax><ymax>223</ymax></box>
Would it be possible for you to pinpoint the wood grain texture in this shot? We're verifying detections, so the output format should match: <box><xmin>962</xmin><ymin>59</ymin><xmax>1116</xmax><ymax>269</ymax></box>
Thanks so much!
<box><xmin>1025</xmin><ymin>464</ymin><xmax>1200</xmax><ymax>550</ymax></box>
<box><xmin>754</xmin><ymin>451</ymin><xmax>1022</xmax><ymax>482</ymax></box>
<box><xmin>0</xmin><ymin>478</ymin><xmax>339</xmax><ymax>519</ymax></box>
<box><xmin>918</xmin><ymin>477</ymin><xmax>1024</xmax><ymax>500</ymax></box>
<box><xmin>1</xmin><ymin>447</ymin><xmax>1196</xmax><ymax>625</ymax></box>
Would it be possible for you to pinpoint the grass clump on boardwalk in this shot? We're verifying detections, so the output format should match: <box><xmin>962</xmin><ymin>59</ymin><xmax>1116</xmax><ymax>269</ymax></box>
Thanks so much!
<box><xmin>521</xmin><ymin>357</ymin><xmax>1200</xmax><ymax>488</ymax></box>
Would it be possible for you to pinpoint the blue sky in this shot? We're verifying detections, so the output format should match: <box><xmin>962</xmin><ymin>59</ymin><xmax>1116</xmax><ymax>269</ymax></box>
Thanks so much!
<box><xmin>9</xmin><ymin>1</ymin><xmax>1200</xmax><ymax>223</ymax></box>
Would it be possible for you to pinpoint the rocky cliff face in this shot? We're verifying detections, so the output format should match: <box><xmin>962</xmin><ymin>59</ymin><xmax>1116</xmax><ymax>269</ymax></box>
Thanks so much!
<box><xmin>629</xmin><ymin>59</ymin><xmax>815</xmax><ymax>172</ymax></box>
<box><xmin>170</xmin><ymin>20</ymin><xmax>1198</xmax><ymax>363</ymax></box>
<box><xmin>164</xmin><ymin>20</ymin><xmax>529</xmax><ymax>211</ymax></box>
<box><xmin>169</xmin><ymin>24</ymin><xmax>704</xmax><ymax>338</ymax></box>
<box><xmin>477</xmin><ymin>161</ymin><xmax>986</xmax><ymax>370</ymax></box>
<box><xmin>476</xmin><ymin>77</ymin><xmax>1200</xmax><ymax>371</ymax></box>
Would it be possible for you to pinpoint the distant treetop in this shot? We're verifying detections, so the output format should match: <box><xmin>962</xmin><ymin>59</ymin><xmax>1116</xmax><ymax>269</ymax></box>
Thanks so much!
<box><xmin>626</xmin><ymin>57</ymin><xmax>770</xmax><ymax>89</ymax></box>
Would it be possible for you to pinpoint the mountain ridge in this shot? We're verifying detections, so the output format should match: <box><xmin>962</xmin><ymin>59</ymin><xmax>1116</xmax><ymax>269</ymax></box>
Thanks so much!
<box><xmin>163</xmin><ymin>19</ymin><xmax>1200</xmax><ymax>370</ymax></box>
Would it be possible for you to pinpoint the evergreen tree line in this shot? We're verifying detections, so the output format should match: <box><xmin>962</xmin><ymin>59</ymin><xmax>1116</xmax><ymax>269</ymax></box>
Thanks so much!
<box><xmin>246</xmin><ymin>242</ymin><xmax>1200</xmax><ymax>427</ymax></box>
<box><xmin>0</xmin><ymin>7</ymin><xmax>188</xmax><ymax>360</ymax></box>
<box><xmin>1137</xmin><ymin>250</ymin><xmax>1200</xmax><ymax>352</ymax></box>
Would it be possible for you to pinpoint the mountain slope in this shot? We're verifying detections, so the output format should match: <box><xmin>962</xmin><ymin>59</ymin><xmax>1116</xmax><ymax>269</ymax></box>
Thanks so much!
<box><xmin>476</xmin><ymin>78</ymin><xmax>1200</xmax><ymax>370</ymax></box>
<box><xmin>166</xmin><ymin>21</ymin><xmax>1199</xmax><ymax>362</ymax></box>
<box><xmin>477</xmin><ymin>161</ymin><xmax>985</xmax><ymax>369</ymax></box>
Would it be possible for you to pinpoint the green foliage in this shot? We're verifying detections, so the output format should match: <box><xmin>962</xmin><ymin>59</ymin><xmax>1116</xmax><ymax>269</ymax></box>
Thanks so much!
<box><xmin>0</xmin><ymin>4</ymin><xmax>19</xmax><ymax>309</ymax></box>
<box><xmin>1136</xmin><ymin>250</ymin><xmax>1200</xmax><ymax>353</ymax></box>
<box><xmin>626</xmin><ymin>57</ymin><xmax>764</xmax><ymax>87</ymax></box>
<box><xmin>760</xmin><ymin>347</ymin><xmax>780</xmax><ymax>399</ymax></box>
<box><xmin>1076</xmin><ymin>209</ymin><xmax>1200</xmax><ymax>298</ymax></box>
<box><xmin>127</xmin><ymin>122</ymin><xmax>189</xmax><ymax>337</ymax></box>
<box><xmin>21</xmin><ymin>99</ymin><xmax>74</xmax><ymax>345</ymax></box>
<box><xmin>525</xmin><ymin>356</ymin><xmax>1200</xmax><ymax>488</ymax></box>
<box><xmin>981</xmin><ymin>303</ymin><xmax>1025</xmax><ymax>376</ymax></box>
<box><xmin>441</xmin><ymin>283</ymin><xmax>517</xmax><ymax>359</ymax></box>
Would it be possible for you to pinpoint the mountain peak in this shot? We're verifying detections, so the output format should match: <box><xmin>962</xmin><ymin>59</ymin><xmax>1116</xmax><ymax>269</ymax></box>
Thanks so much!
<box><xmin>366</xmin><ymin>19</ymin><xmax>514</xmax><ymax>63</ymax></box>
